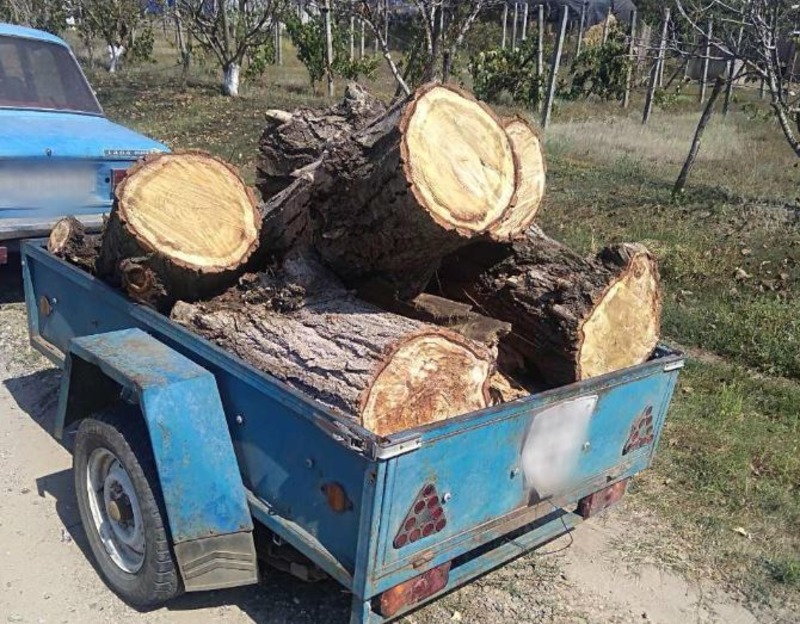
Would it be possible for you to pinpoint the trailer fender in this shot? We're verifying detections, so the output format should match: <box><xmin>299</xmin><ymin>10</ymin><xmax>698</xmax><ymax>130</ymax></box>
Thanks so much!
<box><xmin>55</xmin><ymin>328</ymin><xmax>258</xmax><ymax>592</ymax></box>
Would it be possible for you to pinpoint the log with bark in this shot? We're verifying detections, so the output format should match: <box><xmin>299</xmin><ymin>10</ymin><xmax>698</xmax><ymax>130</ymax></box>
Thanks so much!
<box><xmin>256</xmin><ymin>83</ymin><xmax>386</xmax><ymax>199</ymax></box>
<box><xmin>47</xmin><ymin>216</ymin><xmax>102</xmax><ymax>274</ymax></box>
<box><xmin>171</xmin><ymin>256</ymin><xmax>495</xmax><ymax>437</ymax></box>
<box><xmin>261</xmin><ymin>83</ymin><xmax>546</xmax><ymax>298</ymax></box>
<box><xmin>434</xmin><ymin>227</ymin><xmax>662</xmax><ymax>387</ymax></box>
<box><xmin>97</xmin><ymin>152</ymin><xmax>261</xmax><ymax>311</ymax></box>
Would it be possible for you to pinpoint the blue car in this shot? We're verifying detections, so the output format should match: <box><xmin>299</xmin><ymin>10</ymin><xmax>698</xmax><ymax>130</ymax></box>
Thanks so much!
<box><xmin>0</xmin><ymin>23</ymin><xmax>167</xmax><ymax>264</ymax></box>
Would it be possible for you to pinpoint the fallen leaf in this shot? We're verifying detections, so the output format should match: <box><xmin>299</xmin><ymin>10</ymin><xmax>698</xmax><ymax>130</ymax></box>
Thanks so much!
<box><xmin>732</xmin><ymin>526</ymin><xmax>752</xmax><ymax>539</ymax></box>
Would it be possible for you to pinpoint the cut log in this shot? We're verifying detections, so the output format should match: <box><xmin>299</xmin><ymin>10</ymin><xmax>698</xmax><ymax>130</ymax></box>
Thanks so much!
<box><xmin>171</xmin><ymin>257</ymin><xmax>494</xmax><ymax>437</ymax></box>
<box><xmin>488</xmin><ymin>117</ymin><xmax>547</xmax><ymax>241</ymax></box>
<box><xmin>264</xmin><ymin>83</ymin><xmax>531</xmax><ymax>297</ymax></box>
<box><xmin>47</xmin><ymin>216</ymin><xmax>101</xmax><ymax>274</ymax></box>
<box><xmin>97</xmin><ymin>152</ymin><xmax>261</xmax><ymax>310</ymax></box>
<box><xmin>435</xmin><ymin>227</ymin><xmax>662</xmax><ymax>387</ymax></box>
<box><xmin>256</xmin><ymin>83</ymin><xmax>386</xmax><ymax>199</ymax></box>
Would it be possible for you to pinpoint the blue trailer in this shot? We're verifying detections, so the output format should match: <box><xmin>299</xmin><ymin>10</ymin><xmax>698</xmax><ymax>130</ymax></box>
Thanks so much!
<box><xmin>20</xmin><ymin>239</ymin><xmax>684</xmax><ymax>622</ymax></box>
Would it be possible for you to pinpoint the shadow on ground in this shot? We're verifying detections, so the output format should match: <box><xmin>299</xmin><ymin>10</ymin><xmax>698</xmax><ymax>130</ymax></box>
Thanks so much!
<box><xmin>3</xmin><ymin>368</ymin><xmax>355</xmax><ymax>624</ymax></box>
<box><xmin>1</xmin><ymin>253</ymin><xmax>24</xmax><ymax>303</ymax></box>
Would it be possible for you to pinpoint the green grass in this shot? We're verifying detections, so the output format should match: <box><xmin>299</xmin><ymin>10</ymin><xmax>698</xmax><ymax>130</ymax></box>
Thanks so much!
<box><xmin>81</xmin><ymin>34</ymin><xmax>800</xmax><ymax>608</ymax></box>
<box><xmin>635</xmin><ymin>359</ymin><xmax>800</xmax><ymax>600</ymax></box>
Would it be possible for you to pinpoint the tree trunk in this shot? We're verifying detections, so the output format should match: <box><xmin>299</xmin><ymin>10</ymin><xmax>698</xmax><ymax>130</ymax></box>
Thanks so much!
<box><xmin>170</xmin><ymin>257</ymin><xmax>494</xmax><ymax>437</ymax></box>
<box><xmin>47</xmin><ymin>216</ymin><xmax>101</xmax><ymax>274</ymax></box>
<box><xmin>256</xmin><ymin>84</ymin><xmax>386</xmax><ymax>199</ymax></box>
<box><xmin>263</xmin><ymin>84</ymin><xmax>535</xmax><ymax>298</ymax></box>
<box><xmin>222</xmin><ymin>62</ymin><xmax>241</xmax><ymax>96</ymax></box>
<box><xmin>674</xmin><ymin>76</ymin><xmax>725</xmax><ymax>196</ymax></box>
<box><xmin>108</xmin><ymin>44</ymin><xmax>125</xmax><ymax>73</ymax></box>
<box><xmin>433</xmin><ymin>227</ymin><xmax>662</xmax><ymax>387</ymax></box>
<box><xmin>97</xmin><ymin>152</ymin><xmax>261</xmax><ymax>310</ymax></box>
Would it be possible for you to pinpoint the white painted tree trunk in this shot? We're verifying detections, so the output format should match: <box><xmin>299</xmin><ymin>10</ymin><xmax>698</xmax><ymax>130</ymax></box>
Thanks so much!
<box><xmin>223</xmin><ymin>62</ymin><xmax>241</xmax><ymax>97</ymax></box>
<box><xmin>107</xmin><ymin>44</ymin><xmax>125</xmax><ymax>73</ymax></box>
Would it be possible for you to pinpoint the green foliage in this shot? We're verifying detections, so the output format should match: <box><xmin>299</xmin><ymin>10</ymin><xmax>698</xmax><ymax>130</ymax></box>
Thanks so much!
<box><xmin>284</xmin><ymin>14</ymin><xmax>378</xmax><ymax>90</ymax></box>
<box><xmin>468</xmin><ymin>37</ymin><xmax>545</xmax><ymax>109</ymax></box>
<box><xmin>244</xmin><ymin>39</ymin><xmax>276</xmax><ymax>80</ymax></box>
<box><xmin>567</xmin><ymin>29</ymin><xmax>630</xmax><ymax>101</ymax></box>
<box><xmin>76</xmin><ymin>0</ymin><xmax>157</xmax><ymax>67</ymax></box>
<box><xmin>0</xmin><ymin>0</ymin><xmax>66</xmax><ymax>35</ymax></box>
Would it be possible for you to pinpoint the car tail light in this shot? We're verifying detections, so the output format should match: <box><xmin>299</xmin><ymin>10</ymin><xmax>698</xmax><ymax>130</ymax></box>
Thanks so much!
<box><xmin>110</xmin><ymin>168</ymin><xmax>128</xmax><ymax>195</ymax></box>
<box><xmin>393</xmin><ymin>483</ymin><xmax>447</xmax><ymax>549</ymax></box>
<box><xmin>577</xmin><ymin>479</ymin><xmax>629</xmax><ymax>519</ymax></box>
<box><xmin>378</xmin><ymin>562</ymin><xmax>451</xmax><ymax>618</ymax></box>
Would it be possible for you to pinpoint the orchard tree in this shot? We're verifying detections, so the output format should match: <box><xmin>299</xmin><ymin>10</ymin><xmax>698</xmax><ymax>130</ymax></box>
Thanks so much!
<box><xmin>177</xmin><ymin>0</ymin><xmax>285</xmax><ymax>97</ymax></box>
<box><xmin>674</xmin><ymin>0</ymin><xmax>800</xmax><ymax>158</ymax></box>
<box><xmin>75</xmin><ymin>0</ymin><xmax>157</xmax><ymax>72</ymax></box>
<box><xmin>0</xmin><ymin>0</ymin><xmax>66</xmax><ymax>34</ymax></box>
<box><xmin>340</xmin><ymin>1</ymin><xmax>497</xmax><ymax>96</ymax></box>
<box><xmin>284</xmin><ymin>5</ymin><xmax>379</xmax><ymax>93</ymax></box>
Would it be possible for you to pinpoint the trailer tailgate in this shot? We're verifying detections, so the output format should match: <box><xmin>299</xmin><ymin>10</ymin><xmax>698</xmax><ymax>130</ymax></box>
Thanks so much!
<box><xmin>372</xmin><ymin>353</ymin><xmax>681</xmax><ymax>581</ymax></box>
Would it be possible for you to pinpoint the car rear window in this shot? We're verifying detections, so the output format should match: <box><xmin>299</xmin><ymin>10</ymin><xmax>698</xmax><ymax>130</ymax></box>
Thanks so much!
<box><xmin>0</xmin><ymin>34</ymin><xmax>102</xmax><ymax>115</ymax></box>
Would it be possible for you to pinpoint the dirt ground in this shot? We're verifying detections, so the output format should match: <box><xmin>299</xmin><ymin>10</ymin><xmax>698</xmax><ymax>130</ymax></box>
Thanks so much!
<box><xmin>0</xmin><ymin>259</ymin><xmax>771</xmax><ymax>624</ymax></box>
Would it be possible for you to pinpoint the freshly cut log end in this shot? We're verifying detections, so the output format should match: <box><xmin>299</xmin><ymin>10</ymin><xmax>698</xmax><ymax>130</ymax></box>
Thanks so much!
<box><xmin>579</xmin><ymin>244</ymin><xmax>661</xmax><ymax>379</ymax></box>
<box><xmin>116</xmin><ymin>152</ymin><xmax>260</xmax><ymax>272</ymax></box>
<box><xmin>48</xmin><ymin>216</ymin><xmax>85</xmax><ymax>256</ymax></box>
<box><xmin>399</xmin><ymin>84</ymin><xmax>517</xmax><ymax>235</ymax></box>
<box><xmin>47</xmin><ymin>216</ymin><xmax>101</xmax><ymax>273</ymax></box>
<box><xmin>98</xmin><ymin>152</ymin><xmax>261</xmax><ymax>309</ymax></box>
<box><xmin>489</xmin><ymin>371</ymin><xmax>531</xmax><ymax>405</ymax></box>
<box><xmin>489</xmin><ymin>117</ymin><xmax>547</xmax><ymax>241</ymax></box>
<box><xmin>435</xmin><ymin>231</ymin><xmax>662</xmax><ymax>387</ymax></box>
<box><xmin>361</xmin><ymin>330</ymin><xmax>493</xmax><ymax>436</ymax></box>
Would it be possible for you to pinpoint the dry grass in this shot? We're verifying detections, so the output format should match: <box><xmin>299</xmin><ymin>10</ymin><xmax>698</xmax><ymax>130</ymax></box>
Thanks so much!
<box><xmin>547</xmin><ymin>113</ymin><xmax>746</xmax><ymax>166</ymax></box>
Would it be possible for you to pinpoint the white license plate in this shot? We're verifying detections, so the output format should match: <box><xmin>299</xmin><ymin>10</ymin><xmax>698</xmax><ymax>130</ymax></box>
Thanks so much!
<box><xmin>520</xmin><ymin>395</ymin><xmax>598</xmax><ymax>498</ymax></box>
<box><xmin>0</xmin><ymin>165</ymin><xmax>96</xmax><ymax>208</ymax></box>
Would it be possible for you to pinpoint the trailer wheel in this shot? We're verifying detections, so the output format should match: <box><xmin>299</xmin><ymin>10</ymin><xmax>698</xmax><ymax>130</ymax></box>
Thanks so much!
<box><xmin>73</xmin><ymin>405</ymin><xmax>183</xmax><ymax>607</ymax></box>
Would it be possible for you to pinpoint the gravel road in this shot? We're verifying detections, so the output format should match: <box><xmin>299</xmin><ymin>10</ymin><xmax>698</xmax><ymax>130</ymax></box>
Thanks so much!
<box><xmin>0</xmin><ymin>258</ymin><xmax>765</xmax><ymax>624</ymax></box>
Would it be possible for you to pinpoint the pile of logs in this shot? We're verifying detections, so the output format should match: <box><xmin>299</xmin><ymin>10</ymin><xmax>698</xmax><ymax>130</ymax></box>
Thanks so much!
<box><xmin>51</xmin><ymin>82</ymin><xmax>662</xmax><ymax>437</ymax></box>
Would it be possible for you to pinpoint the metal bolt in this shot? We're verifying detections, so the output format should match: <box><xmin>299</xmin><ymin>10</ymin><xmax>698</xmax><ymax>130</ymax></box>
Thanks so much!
<box><xmin>583</xmin><ymin>441</ymin><xmax>591</xmax><ymax>452</ymax></box>
<box><xmin>305</xmin><ymin>458</ymin><xmax>314</xmax><ymax>468</ymax></box>
<box><xmin>51</xmin><ymin>297</ymin><xmax>58</xmax><ymax>305</ymax></box>
<box><xmin>510</xmin><ymin>467</ymin><xmax>521</xmax><ymax>478</ymax></box>
<box><xmin>442</xmin><ymin>492</ymin><xmax>452</xmax><ymax>504</ymax></box>
<box><xmin>235</xmin><ymin>414</ymin><xmax>244</xmax><ymax>425</ymax></box>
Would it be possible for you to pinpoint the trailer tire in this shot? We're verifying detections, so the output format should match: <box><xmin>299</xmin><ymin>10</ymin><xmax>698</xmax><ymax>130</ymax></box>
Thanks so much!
<box><xmin>73</xmin><ymin>405</ymin><xmax>183</xmax><ymax>607</ymax></box>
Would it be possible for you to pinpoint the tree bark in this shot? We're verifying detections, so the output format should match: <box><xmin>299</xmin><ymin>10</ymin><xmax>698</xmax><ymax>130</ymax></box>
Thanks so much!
<box><xmin>263</xmin><ymin>84</ymin><xmax>530</xmax><ymax>298</ymax></box>
<box><xmin>356</xmin><ymin>283</ymin><xmax>511</xmax><ymax>352</ymax></box>
<box><xmin>256</xmin><ymin>83</ymin><xmax>386</xmax><ymax>199</ymax></box>
<box><xmin>433</xmin><ymin>227</ymin><xmax>662</xmax><ymax>387</ymax></box>
<box><xmin>97</xmin><ymin>152</ymin><xmax>261</xmax><ymax>311</ymax></box>
<box><xmin>170</xmin><ymin>256</ymin><xmax>494</xmax><ymax>437</ymax></box>
<box><xmin>48</xmin><ymin>216</ymin><xmax>101</xmax><ymax>274</ymax></box>
<box><xmin>674</xmin><ymin>76</ymin><xmax>725</xmax><ymax>196</ymax></box>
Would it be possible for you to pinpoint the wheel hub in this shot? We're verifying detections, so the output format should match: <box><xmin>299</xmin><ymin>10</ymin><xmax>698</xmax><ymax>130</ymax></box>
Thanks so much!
<box><xmin>86</xmin><ymin>448</ymin><xmax>146</xmax><ymax>573</ymax></box>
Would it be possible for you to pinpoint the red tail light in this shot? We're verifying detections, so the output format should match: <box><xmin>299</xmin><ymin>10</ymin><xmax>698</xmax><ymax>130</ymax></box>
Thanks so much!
<box><xmin>578</xmin><ymin>479</ymin><xmax>629</xmax><ymax>519</ymax></box>
<box><xmin>393</xmin><ymin>483</ymin><xmax>447</xmax><ymax>549</ymax></box>
<box><xmin>379</xmin><ymin>562</ymin><xmax>451</xmax><ymax>618</ymax></box>
<box><xmin>110</xmin><ymin>168</ymin><xmax>128</xmax><ymax>195</ymax></box>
